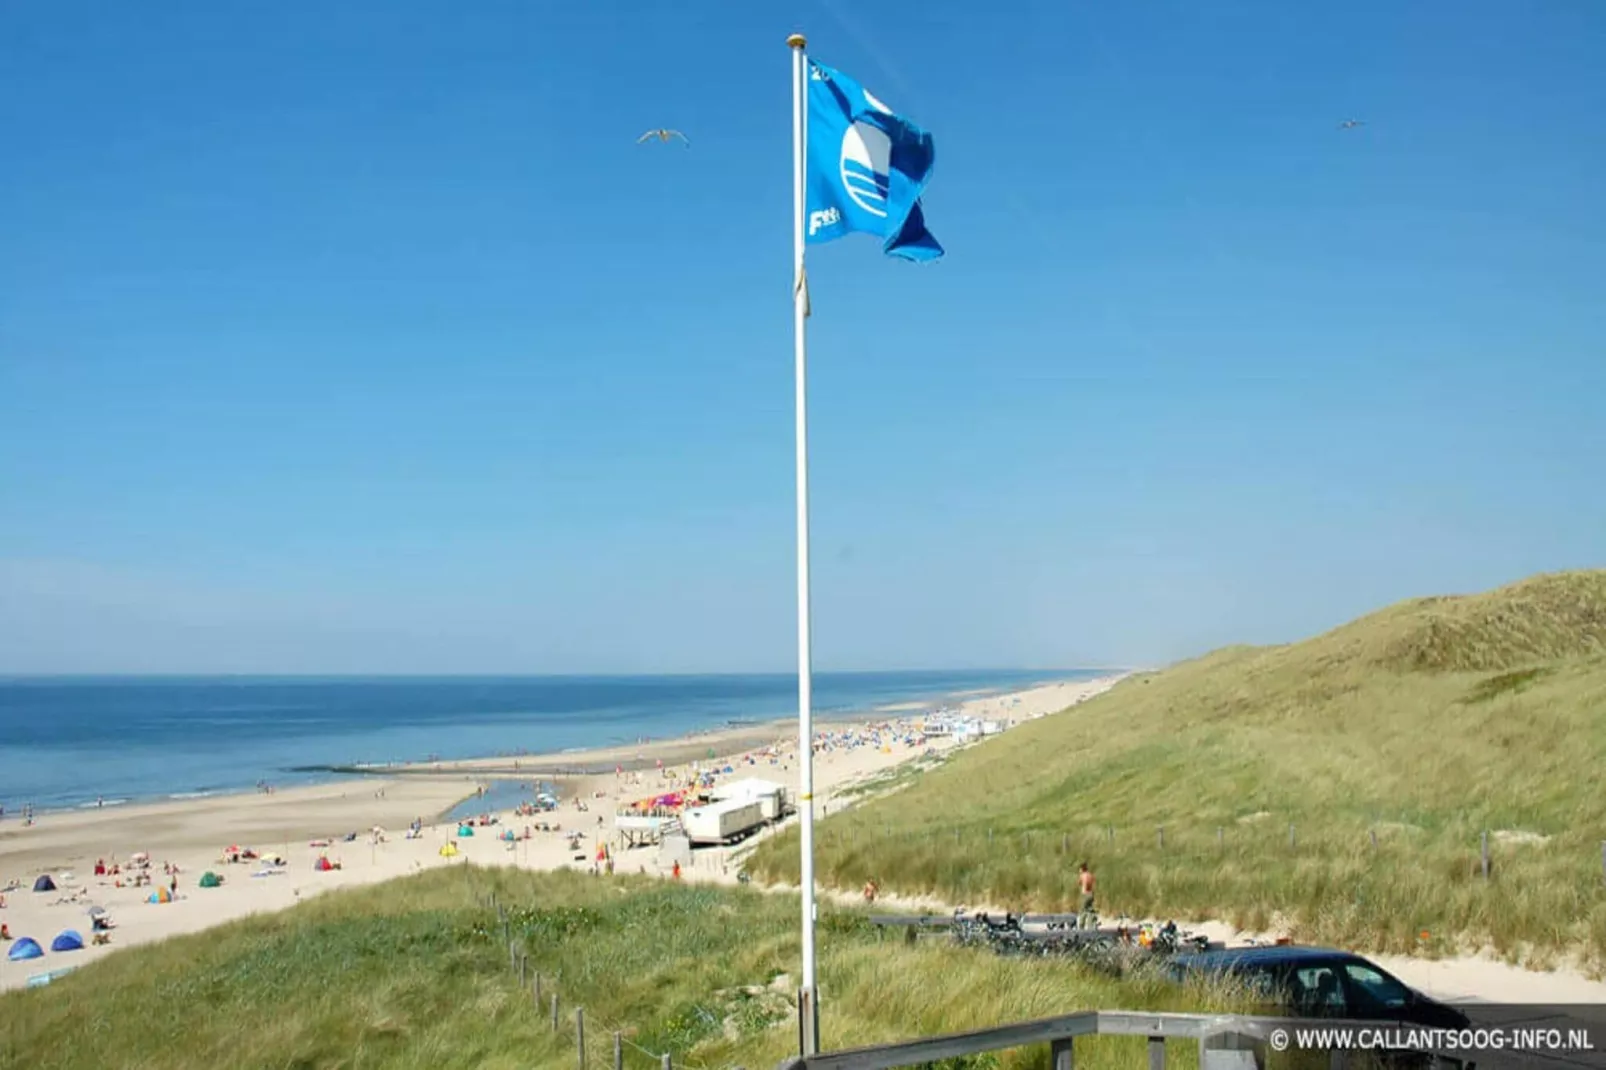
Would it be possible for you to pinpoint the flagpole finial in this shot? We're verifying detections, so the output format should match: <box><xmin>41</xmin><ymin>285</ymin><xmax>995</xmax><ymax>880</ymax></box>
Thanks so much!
<box><xmin>787</xmin><ymin>33</ymin><xmax>806</xmax><ymax>49</ymax></box>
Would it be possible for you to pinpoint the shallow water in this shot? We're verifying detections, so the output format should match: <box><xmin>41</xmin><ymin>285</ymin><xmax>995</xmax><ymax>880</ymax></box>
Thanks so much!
<box><xmin>0</xmin><ymin>669</ymin><xmax>1095</xmax><ymax>812</ymax></box>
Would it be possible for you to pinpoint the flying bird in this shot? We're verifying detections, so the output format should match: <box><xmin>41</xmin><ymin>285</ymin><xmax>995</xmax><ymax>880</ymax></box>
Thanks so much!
<box><xmin>638</xmin><ymin>128</ymin><xmax>690</xmax><ymax>146</ymax></box>
<box><xmin>1338</xmin><ymin>119</ymin><xmax>1366</xmax><ymax>130</ymax></box>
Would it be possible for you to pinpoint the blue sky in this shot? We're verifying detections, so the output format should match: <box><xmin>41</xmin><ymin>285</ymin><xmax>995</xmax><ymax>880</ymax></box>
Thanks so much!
<box><xmin>1</xmin><ymin>1</ymin><xmax>1602</xmax><ymax>674</ymax></box>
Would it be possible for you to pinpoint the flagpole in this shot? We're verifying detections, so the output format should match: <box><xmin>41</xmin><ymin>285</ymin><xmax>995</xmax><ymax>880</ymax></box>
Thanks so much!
<box><xmin>787</xmin><ymin>29</ymin><xmax>821</xmax><ymax>1058</ymax></box>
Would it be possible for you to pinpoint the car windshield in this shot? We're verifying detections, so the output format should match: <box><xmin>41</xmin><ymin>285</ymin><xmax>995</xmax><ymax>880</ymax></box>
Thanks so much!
<box><xmin>1344</xmin><ymin>962</ymin><xmax>1411</xmax><ymax>1010</ymax></box>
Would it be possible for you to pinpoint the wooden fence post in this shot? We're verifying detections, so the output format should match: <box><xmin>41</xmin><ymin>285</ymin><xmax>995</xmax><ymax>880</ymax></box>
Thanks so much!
<box><xmin>1051</xmin><ymin>1037</ymin><xmax>1075</xmax><ymax>1070</ymax></box>
<box><xmin>519</xmin><ymin>952</ymin><xmax>527</xmax><ymax>987</ymax></box>
<box><xmin>1107</xmin><ymin>825</ymin><xmax>1114</xmax><ymax>847</ymax></box>
<box><xmin>1481</xmin><ymin>830</ymin><xmax>1491</xmax><ymax>880</ymax></box>
<box><xmin>1370</xmin><ymin>828</ymin><xmax>1378</xmax><ymax>851</ymax></box>
<box><xmin>1157</xmin><ymin>825</ymin><xmax>1164</xmax><ymax>851</ymax></box>
<box><xmin>1062</xmin><ymin>832</ymin><xmax>1069</xmax><ymax>855</ymax></box>
<box><xmin>613</xmin><ymin>1031</ymin><xmax>623</xmax><ymax>1070</ymax></box>
<box><xmin>551</xmin><ymin>992</ymin><xmax>560</xmax><ymax>1030</ymax></box>
<box><xmin>1289</xmin><ymin>824</ymin><xmax>1297</xmax><ymax>851</ymax></box>
<box><xmin>576</xmin><ymin>1008</ymin><xmax>586</xmax><ymax>1070</ymax></box>
<box><xmin>662</xmin><ymin>1053</ymin><xmax>672</xmax><ymax>1070</ymax></box>
<box><xmin>509</xmin><ymin>940</ymin><xmax>517</xmax><ymax>973</ymax></box>
<box><xmin>1217</xmin><ymin>826</ymin><xmax>1224</xmax><ymax>850</ymax></box>
<box><xmin>534</xmin><ymin>972</ymin><xmax>542</xmax><ymax>1007</ymax></box>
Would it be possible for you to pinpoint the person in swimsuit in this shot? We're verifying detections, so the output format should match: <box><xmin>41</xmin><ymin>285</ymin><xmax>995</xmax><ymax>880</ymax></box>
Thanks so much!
<box><xmin>1076</xmin><ymin>862</ymin><xmax>1096</xmax><ymax>930</ymax></box>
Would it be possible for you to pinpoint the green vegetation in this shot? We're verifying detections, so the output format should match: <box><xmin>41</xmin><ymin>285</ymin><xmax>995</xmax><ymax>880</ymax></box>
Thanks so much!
<box><xmin>1</xmin><ymin>866</ymin><xmax>1249</xmax><ymax>1070</ymax></box>
<box><xmin>749</xmin><ymin>570</ymin><xmax>1606</xmax><ymax>968</ymax></box>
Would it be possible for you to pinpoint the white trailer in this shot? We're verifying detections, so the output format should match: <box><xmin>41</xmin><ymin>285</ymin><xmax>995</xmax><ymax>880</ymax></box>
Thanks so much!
<box><xmin>679</xmin><ymin>798</ymin><xmax>766</xmax><ymax>845</ymax></box>
<box><xmin>707</xmin><ymin>778</ymin><xmax>789</xmax><ymax>821</ymax></box>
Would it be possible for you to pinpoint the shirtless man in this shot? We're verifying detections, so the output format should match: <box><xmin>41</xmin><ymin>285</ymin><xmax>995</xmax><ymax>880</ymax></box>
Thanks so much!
<box><xmin>1076</xmin><ymin>862</ymin><xmax>1096</xmax><ymax>930</ymax></box>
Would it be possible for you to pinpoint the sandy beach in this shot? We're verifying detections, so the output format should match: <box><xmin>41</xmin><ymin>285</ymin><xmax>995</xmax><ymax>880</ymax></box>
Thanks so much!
<box><xmin>13</xmin><ymin>668</ymin><xmax>1601</xmax><ymax>1008</ymax></box>
<box><xmin>0</xmin><ymin>677</ymin><xmax>1112</xmax><ymax>991</ymax></box>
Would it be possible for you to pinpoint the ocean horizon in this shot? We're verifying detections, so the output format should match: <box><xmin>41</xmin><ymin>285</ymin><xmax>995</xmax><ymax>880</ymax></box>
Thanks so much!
<box><xmin>0</xmin><ymin>669</ymin><xmax>1108</xmax><ymax>813</ymax></box>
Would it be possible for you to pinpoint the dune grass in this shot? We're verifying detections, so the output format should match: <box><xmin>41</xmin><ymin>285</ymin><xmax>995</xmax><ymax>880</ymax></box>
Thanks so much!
<box><xmin>748</xmin><ymin>571</ymin><xmax>1606</xmax><ymax>968</ymax></box>
<box><xmin>1</xmin><ymin>865</ymin><xmax>1263</xmax><ymax>1070</ymax></box>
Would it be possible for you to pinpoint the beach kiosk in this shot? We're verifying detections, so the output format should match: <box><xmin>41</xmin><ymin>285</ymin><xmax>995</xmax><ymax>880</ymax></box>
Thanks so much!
<box><xmin>705</xmin><ymin>778</ymin><xmax>789</xmax><ymax>822</ymax></box>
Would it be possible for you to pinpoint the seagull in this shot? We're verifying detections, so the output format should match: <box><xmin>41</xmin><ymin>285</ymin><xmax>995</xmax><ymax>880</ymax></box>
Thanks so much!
<box><xmin>1338</xmin><ymin>119</ymin><xmax>1366</xmax><ymax>130</ymax></box>
<box><xmin>638</xmin><ymin>128</ymin><xmax>690</xmax><ymax>146</ymax></box>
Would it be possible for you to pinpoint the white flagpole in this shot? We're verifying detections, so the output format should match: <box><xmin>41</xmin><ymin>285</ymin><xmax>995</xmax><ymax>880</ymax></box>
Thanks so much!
<box><xmin>786</xmin><ymin>30</ymin><xmax>821</xmax><ymax>1057</ymax></box>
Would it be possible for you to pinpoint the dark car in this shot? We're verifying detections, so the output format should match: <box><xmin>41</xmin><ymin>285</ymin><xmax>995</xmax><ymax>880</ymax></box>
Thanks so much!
<box><xmin>1168</xmin><ymin>945</ymin><xmax>1471</xmax><ymax>1030</ymax></box>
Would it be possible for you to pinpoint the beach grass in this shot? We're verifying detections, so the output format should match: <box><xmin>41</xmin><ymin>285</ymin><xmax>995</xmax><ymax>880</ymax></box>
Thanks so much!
<box><xmin>747</xmin><ymin>570</ymin><xmax>1606</xmax><ymax>968</ymax></box>
<box><xmin>0</xmin><ymin>865</ymin><xmax>1255</xmax><ymax>1070</ymax></box>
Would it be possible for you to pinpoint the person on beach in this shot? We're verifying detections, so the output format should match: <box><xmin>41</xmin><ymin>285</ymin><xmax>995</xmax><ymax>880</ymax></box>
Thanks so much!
<box><xmin>1076</xmin><ymin>862</ymin><xmax>1096</xmax><ymax>930</ymax></box>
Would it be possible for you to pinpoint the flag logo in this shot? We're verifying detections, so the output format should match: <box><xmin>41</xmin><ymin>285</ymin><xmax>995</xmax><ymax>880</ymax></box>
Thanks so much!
<box><xmin>840</xmin><ymin>121</ymin><xmax>891</xmax><ymax>217</ymax></box>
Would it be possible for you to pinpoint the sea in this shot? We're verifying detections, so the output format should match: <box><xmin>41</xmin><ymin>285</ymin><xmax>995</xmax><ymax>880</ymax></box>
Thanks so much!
<box><xmin>0</xmin><ymin>670</ymin><xmax>1102</xmax><ymax>814</ymax></box>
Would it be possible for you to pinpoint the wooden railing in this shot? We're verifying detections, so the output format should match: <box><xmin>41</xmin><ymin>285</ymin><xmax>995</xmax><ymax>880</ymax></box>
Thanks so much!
<box><xmin>773</xmin><ymin>1008</ymin><xmax>1479</xmax><ymax>1070</ymax></box>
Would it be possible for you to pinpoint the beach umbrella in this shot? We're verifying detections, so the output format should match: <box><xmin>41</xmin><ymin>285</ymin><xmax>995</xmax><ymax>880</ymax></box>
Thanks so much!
<box><xmin>86</xmin><ymin>906</ymin><xmax>106</xmax><ymax>918</ymax></box>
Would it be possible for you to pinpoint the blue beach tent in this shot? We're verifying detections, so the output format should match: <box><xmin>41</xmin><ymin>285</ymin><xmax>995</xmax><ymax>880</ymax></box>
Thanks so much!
<box><xmin>7</xmin><ymin>937</ymin><xmax>43</xmax><ymax>961</ymax></box>
<box><xmin>33</xmin><ymin>875</ymin><xmax>56</xmax><ymax>893</ymax></box>
<box><xmin>51</xmin><ymin>930</ymin><xmax>85</xmax><ymax>952</ymax></box>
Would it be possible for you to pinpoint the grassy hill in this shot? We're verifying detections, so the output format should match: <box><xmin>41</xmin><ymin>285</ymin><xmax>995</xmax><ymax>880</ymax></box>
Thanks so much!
<box><xmin>748</xmin><ymin>570</ymin><xmax>1606</xmax><ymax>967</ymax></box>
<box><xmin>0</xmin><ymin>866</ymin><xmax>1244</xmax><ymax>1070</ymax></box>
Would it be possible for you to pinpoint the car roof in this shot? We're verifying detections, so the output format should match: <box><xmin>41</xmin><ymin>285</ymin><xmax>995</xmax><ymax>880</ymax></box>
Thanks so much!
<box><xmin>1172</xmin><ymin>945</ymin><xmax>1372</xmax><ymax>971</ymax></box>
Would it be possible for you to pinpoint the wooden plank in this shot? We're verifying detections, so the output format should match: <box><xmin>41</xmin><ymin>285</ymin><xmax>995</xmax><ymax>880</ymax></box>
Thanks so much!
<box><xmin>792</xmin><ymin>1013</ymin><xmax>1102</xmax><ymax>1070</ymax></box>
<box><xmin>776</xmin><ymin>1011</ymin><xmax>1474</xmax><ymax>1070</ymax></box>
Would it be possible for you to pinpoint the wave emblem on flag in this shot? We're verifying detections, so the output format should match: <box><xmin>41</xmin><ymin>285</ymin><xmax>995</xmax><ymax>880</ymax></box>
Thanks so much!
<box><xmin>841</xmin><ymin>122</ymin><xmax>891</xmax><ymax>217</ymax></box>
<box><xmin>840</xmin><ymin>91</ymin><xmax>895</xmax><ymax>217</ymax></box>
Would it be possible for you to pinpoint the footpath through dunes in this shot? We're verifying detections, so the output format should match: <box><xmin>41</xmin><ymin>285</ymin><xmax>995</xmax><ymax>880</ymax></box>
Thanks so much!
<box><xmin>746</xmin><ymin>570</ymin><xmax>1606</xmax><ymax>969</ymax></box>
<box><xmin>0</xmin><ymin>866</ymin><xmax>1251</xmax><ymax>1070</ymax></box>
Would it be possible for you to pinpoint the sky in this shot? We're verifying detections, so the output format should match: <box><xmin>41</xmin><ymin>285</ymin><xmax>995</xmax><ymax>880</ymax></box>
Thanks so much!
<box><xmin>1</xmin><ymin>1</ymin><xmax>1602</xmax><ymax>675</ymax></box>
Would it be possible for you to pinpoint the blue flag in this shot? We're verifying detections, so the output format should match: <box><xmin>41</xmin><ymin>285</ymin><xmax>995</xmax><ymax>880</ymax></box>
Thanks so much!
<box><xmin>805</xmin><ymin>59</ymin><xmax>942</xmax><ymax>262</ymax></box>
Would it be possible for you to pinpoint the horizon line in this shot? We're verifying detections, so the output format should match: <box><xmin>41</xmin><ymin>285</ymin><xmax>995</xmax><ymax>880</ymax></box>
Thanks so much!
<box><xmin>0</xmin><ymin>666</ymin><xmax>1133</xmax><ymax>682</ymax></box>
